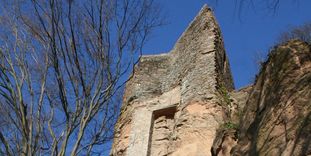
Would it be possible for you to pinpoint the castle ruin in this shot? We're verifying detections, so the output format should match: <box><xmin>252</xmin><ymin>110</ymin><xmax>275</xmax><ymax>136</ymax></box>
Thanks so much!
<box><xmin>110</xmin><ymin>5</ymin><xmax>234</xmax><ymax>156</ymax></box>
<box><xmin>110</xmin><ymin>4</ymin><xmax>311</xmax><ymax>156</ymax></box>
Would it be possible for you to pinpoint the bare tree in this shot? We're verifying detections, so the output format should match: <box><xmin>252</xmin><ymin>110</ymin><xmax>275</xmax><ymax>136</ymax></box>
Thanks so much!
<box><xmin>278</xmin><ymin>22</ymin><xmax>311</xmax><ymax>44</ymax></box>
<box><xmin>233</xmin><ymin>0</ymin><xmax>286</xmax><ymax>11</ymax></box>
<box><xmin>0</xmin><ymin>0</ymin><xmax>164</xmax><ymax>155</ymax></box>
<box><xmin>212</xmin><ymin>0</ymin><xmax>302</xmax><ymax>14</ymax></box>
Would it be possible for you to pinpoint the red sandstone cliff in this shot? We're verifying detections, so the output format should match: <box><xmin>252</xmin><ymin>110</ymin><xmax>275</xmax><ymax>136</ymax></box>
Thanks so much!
<box><xmin>213</xmin><ymin>40</ymin><xmax>311</xmax><ymax>156</ymax></box>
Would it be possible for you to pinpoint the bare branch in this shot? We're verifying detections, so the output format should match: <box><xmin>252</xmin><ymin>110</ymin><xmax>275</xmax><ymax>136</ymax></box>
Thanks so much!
<box><xmin>0</xmin><ymin>0</ymin><xmax>164</xmax><ymax>155</ymax></box>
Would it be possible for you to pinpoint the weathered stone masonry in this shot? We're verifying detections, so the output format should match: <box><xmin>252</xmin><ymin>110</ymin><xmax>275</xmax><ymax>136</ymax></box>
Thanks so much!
<box><xmin>111</xmin><ymin>3</ymin><xmax>311</xmax><ymax>156</ymax></box>
<box><xmin>110</xmin><ymin>4</ymin><xmax>234</xmax><ymax>156</ymax></box>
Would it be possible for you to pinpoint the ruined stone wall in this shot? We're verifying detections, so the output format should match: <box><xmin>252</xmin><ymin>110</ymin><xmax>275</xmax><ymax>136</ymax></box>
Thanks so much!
<box><xmin>111</xmin><ymin>5</ymin><xmax>234</xmax><ymax>156</ymax></box>
<box><xmin>123</xmin><ymin>54</ymin><xmax>171</xmax><ymax>103</ymax></box>
<box><xmin>111</xmin><ymin>54</ymin><xmax>171</xmax><ymax>155</ymax></box>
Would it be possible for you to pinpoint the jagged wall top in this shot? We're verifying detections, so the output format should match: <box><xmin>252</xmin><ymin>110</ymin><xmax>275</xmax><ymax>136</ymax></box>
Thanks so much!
<box><xmin>122</xmin><ymin>4</ymin><xmax>234</xmax><ymax>106</ymax></box>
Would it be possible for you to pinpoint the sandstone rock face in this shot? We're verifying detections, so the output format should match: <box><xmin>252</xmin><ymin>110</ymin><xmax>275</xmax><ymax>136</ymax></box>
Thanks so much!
<box><xmin>110</xmin><ymin>4</ymin><xmax>234</xmax><ymax>156</ymax></box>
<box><xmin>212</xmin><ymin>40</ymin><xmax>311</xmax><ymax>156</ymax></box>
<box><xmin>232</xmin><ymin>40</ymin><xmax>311</xmax><ymax>156</ymax></box>
<box><xmin>150</xmin><ymin>110</ymin><xmax>175</xmax><ymax>156</ymax></box>
<box><xmin>211</xmin><ymin>86</ymin><xmax>253</xmax><ymax>156</ymax></box>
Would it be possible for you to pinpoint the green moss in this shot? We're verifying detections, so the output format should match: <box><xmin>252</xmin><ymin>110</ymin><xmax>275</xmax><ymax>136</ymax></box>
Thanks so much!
<box><xmin>219</xmin><ymin>85</ymin><xmax>231</xmax><ymax>106</ymax></box>
<box><xmin>222</xmin><ymin>121</ymin><xmax>238</xmax><ymax>130</ymax></box>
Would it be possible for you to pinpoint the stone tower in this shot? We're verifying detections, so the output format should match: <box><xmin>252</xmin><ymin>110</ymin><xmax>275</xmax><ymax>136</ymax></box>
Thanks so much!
<box><xmin>111</xmin><ymin>4</ymin><xmax>234</xmax><ymax>156</ymax></box>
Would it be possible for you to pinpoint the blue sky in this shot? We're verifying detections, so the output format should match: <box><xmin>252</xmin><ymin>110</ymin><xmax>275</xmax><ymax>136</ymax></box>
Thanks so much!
<box><xmin>142</xmin><ymin>0</ymin><xmax>311</xmax><ymax>89</ymax></box>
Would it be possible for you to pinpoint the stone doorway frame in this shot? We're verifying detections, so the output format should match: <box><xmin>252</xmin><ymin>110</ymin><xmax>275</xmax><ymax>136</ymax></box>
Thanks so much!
<box><xmin>126</xmin><ymin>87</ymin><xmax>181</xmax><ymax>156</ymax></box>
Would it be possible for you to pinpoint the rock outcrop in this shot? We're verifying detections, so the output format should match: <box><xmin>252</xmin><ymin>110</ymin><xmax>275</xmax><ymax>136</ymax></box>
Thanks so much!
<box><xmin>212</xmin><ymin>40</ymin><xmax>311</xmax><ymax>156</ymax></box>
<box><xmin>232</xmin><ymin>40</ymin><xmax>311</xmax><ymax>156</ymax></box>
